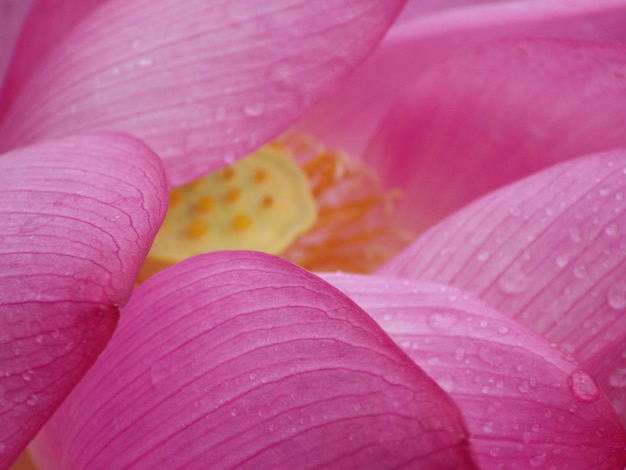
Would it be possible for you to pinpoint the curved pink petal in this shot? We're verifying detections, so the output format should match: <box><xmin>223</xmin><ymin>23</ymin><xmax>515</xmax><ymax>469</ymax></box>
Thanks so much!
<box><xmin>0</xmin><ymin>0</ymin><xmax>101</xmax><ymax>108</ymax></box>
<box><xmin>31</xmin><ymin>252</ymin><xmax>476</xmax><ymax>469</ymax></box>
<box><xmin>0</xmin><ymin>0</ymin><xmax>407</xmax><ymax>187</ymax></box>
<box><xmin>396</xmin><ymin>0</ymin><xmax>522</xmax><ymax>19</ymax></box>
<box><xmin>380</xmin><ymin>150</ymin><xmax>626</xmax><ymax>423</ymax></box>
<box><xmin>361</xmin><ymin>39</ymin><xmax>626</xmax><ymax>232</ymax></box>
<box><xmin>296</xmin><ymin>0</ymin><xmax>626</xmax><ymax>156</ymax></box>
<box><xmin>0</xmin><ymin>133</ymin><xmax>168</xmax><ymax>467</ymax></box>
<box><xmin>0</xmin><ymin>0</ymin><xmax>33</xmax><ymax>85</ymax></box>
<box><xmin>323</xmin><ymin>273</ymin><xmax>626</xmax><ymax>469</ymax></box>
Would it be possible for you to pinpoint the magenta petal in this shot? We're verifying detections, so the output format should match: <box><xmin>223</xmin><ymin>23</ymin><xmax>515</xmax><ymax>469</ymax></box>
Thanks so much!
<box><xmin>380</xmin><ymin>150</ymin><xmax>626</xmax><ymax>423</ymax></box>
<box><xmin>0</xmin><ymin>0</ymin><xmax>407</xmax><ymax>187</ymax></box>
<box><xmin>32</xmin><ymin>252</ymin><xmax>475</xmax><ymax>469</ymax></box>
<box><xmin>298</xmin><ymin>2</ymin><xmax>626</xmax><ymax>157</ymax></box>
<box><xmin>0</xmin><ymin>0</ymin><xmax>33</xmax><ymax>84</ymax></box>
<box><xmin>0</xmin><ymin>133</ymin><xmax>167</xmax><ymax>466</ymax></box>
<box><xmin>323</xmin><ymin>273</ymin><xmax>626</xmax><ymax>468</ymax></box>
<box><xmin>362</xmin><ymin>39</ymin><xmax>626</xmax><ymax>231</ymax></box>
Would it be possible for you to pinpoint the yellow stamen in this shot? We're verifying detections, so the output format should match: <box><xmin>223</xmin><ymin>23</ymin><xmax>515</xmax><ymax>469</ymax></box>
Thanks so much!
<box><xmin>196</xmin><ymin>196</ymin><xmax>214</xmax><ymax>213</ymax></box>
<box><xmin>232</xmin><ymin>214</ymin><xmax>252</xmax><ymax>231</ymax></box>
<box><xmin>188</xmin><ymin>219</ymin><xmax>207</xmax><ymax>239</ymax></box>
<box><xmin>225</xmin><ymin>187</ymin><xmax>241</xmax><ymax>204</ymax></box>
<box><xmin>139</xmin><ymin>134</ymin><xmax>410</xmax><ymax>282</ymax></box>
<box><xmin>169</xmin><ymin>190</ymin><xmax>184</xmax><ymax>207</ymax></box>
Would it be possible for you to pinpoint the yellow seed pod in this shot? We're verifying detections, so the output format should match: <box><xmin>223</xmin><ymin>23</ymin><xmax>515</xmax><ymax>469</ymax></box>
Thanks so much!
<box><xmin>145</xmin><ymin>145</ymin><xmax>317</xmax><ymax>267</ymax></box>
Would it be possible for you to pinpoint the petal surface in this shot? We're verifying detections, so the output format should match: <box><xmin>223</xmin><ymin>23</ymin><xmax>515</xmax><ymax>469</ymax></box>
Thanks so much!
<box><xmin>323</xmin><ymin>273</ymin><xmax>626</xmax><ymax>469</ymax></box>
<box><xmin>363</xmin><ymin>39</ymin><xmax>626</xmax><ymax>232</ymax></box>
<box><xmin>32</xmin><ymin>252</ymin><xmax>475</xmax><ymax>470</ymax></box>
<box><xmin>0</xmin><ymin>0</ymin><xmax>406</xmax><ymax>187</ymax></box>
<box><xmin>0</xmin><ymin>0</ymin><xmax>33</xmax><ymax>85</ymax></box>
<box><xmin>296</xmin><ymin>0</ymin><xmax>626</xmax><ymax>156</ymax></box>
<box><xmin>0</xmin><ymin>133</ymin><xmax>168</xmax><ymax>467</ymax></box>
<box><xmin>381</xmin><ymin>150</ymin><xmax>626</xmax><ymax>423</ymax></box>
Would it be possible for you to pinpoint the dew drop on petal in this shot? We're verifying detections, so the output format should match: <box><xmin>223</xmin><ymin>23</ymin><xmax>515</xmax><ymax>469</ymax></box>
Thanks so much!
<box><xmin>573</xmin><ymin>265</ymin><xmax>588</xmax><ymax>279</ymax></box>
<box><xmin>568</xmin><ymin>369</ymin><xmax>600</xmax><ymax>403</ymax></box>
<box><xmin>243</xmin><ymin>103</ymin><xmax>265</xmax><ymax>117</ymax></box>
<box><xmin>605</xmin><ymin>223</ymin><xmax>618</xmax><ymax>237</ymax></box>
<box><xmin>26</xmin><ymin>394</ymin><xmax>39</xmax><ymax>406</ymax></box>
<box><xmin>568</xmin><ymin>226</ymin><xmax>583</xmax><ymax>243</ymax></box>
<box><xmin>427</xmin><ymin>312</ymin><xmax>459</xmax><ymax>331</ymax></box>
<box><xmin>555</xmin><ymin>254</ymin><xmax>570</xmax><ymax>268</ymax></box>
<box><xmin>498</xmin><ymin>266</ymin><xmax>531</xmax><ymax>294</ymax></box>
<box><xmin>608</xmin><ymin>367</ymin><xmax>626</xmax><ymax>388</ymax></box>
<box><xmin>607</xmin><ymin>281</ymin><xmax>626</xmax><ymax>310</ymax></box>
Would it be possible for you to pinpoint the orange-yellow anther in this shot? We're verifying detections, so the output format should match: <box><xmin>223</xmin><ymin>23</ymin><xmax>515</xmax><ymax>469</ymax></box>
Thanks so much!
<box><xmin>197</xmin><ymin>196</ymin><xmax>214</xmax><ymax>213</ymax></box>
<box><xmin>232</xmin><ymin>214</ymin><xmax>252</xmax><ymax>231</ymax></box>
<box><xmin>253</xmin><ymin>168</ymin><xmax>267</xmax><ymax>183</ymax></box>
<box><xmin>188</xmin><ymin>219</ymin><xmax>208</xmax><ymax>239</ymax></box>
<box><xmin>225</xmin><ymin>187</ymin><xmax>240</xmax><ymax>203</ymax></box>
<box><xmin>169</xmin><ymin>190</ymin><xmax>184</xmax><ymax>207</ymax></box>
<box><xmin>261</xmin><ymin>195</ymin><xmax>274</xmax><ymax>209</ymax></box>
<box><xmin>222</xmin><ymin>167</ymin><xmax>235</xmax><ymax>180</ymax></box>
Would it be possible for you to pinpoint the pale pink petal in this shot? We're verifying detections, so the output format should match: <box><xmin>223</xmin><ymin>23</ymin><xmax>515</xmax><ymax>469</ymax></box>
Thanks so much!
<box><xmin>0</xmin><ymin>0</ymin><xmax>103</xmax><ymax>111</ymax></box>
<box><xmin>323</xmin><ymin>273</ymin><xmax>626</xmax><ymax>469</ymax></box>
<box><xmin>32</xmin><ymin>252</ymin><xmax>475</xmax><ymax>470</ymax></box>
<box><xmin>360</xmin><ymin>39</ymin><xmax>626</xmax><ymax>232</ymax></box>
<box><xmin>0</xmin><ymin>133</ymin><xmax>168</xmax><ymax>467</ymax></box>
<box><xmin>0</xmin><ymin>0</ymin><xmax>33</xmax><ymax>85</ymax></box>
<box><xmin>380</xmin><ymin>150</ymin><xmax>626</xmax><ymax>423</ymax></box>
<box><xmin>397</xmin><ymin>0</ymin><xmax>521</xmax><ymax>20</ymax></box>
<box><xmin>296</xmin><ymin>1</ymin><xmax>626</xmax><ymax>156</ymax></box>
<box><xmin>0</xmin><ymin>0</ymin><xmax>406</xmax><ymax>187</ymax></box>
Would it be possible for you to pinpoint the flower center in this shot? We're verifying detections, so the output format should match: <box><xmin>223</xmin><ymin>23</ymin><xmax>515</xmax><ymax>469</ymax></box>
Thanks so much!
<box><xmin>139</xmin><ymin>134</ymin><xmax>410</xmax><ymax>281</ymax></box>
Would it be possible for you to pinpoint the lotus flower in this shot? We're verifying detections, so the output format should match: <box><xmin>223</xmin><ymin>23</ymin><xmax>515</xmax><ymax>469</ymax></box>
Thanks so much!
<box><xmin>2</xmin><ymin>0</ymin><xmax>626</xmax><ymax>469</ymax></box>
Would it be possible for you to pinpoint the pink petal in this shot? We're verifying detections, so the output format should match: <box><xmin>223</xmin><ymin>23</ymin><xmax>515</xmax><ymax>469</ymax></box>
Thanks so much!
<box><xmin>380</xmin><ymin>150</ymin><xmax>626</xmax><ymax>423</ymax></box>
<box><xmin>0</xmin><ymin>0</ymin><xmax>102</xmax><ymax>110</ymax></box>
<box><xmin>296</xmin><ymin>1</ymin><xmax>626</xmax><ymax>156</ymax></box>
<box><xmin>32</xmin><ymin>252</ymin><xmax>475</xmax><ymax>469</ymax></box>
<box><xmin>0</xmin><ymin>0</ymin><xmax>407</xmax><ymax>187</ymax></box>
<box><xmin>323</xmin><ymin>273</ymin><xmax>626</xmax><ymax>469</ymax></box>
<box><xmin>0</xmin><ymin>0</ymin><xmax>33</xmax><ymax>85</ymax></box>
<box><xmin>398</xmin><ymin>0</ymin><xmax>524</xmax><ymax>21</ymax></box>
<box><xmin>361</xmin><ymin>39</ymin><xmax>626</xmax><ymax>232</ymax></box>
<box><xmin>0</xmin><ymin>133</ymin><xmax>167</xmax><ymax>467</ymax></box>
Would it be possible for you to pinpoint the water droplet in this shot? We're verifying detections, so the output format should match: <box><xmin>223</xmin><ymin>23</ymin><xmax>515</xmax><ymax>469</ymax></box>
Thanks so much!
<box><xmin>454</xmin><ymin>348</ymin><xmax>466</xmax><ymax>362</ymax></box>
<box><xmin>483</xmin><ymin>421</ymin><xmax>495</xmax><ymax>433</ymax></box>
<box><xmin>599</xmin><ymin>187</ymin><xmax>612</xmax><ymax>197</ymax></box>
<box><xmin>573</xmin><ymin>265</ymin><xmax>588</xmax><ymax>279</ymax></box>
<box><xmin>568</xmin><ymin>226</ymin><xmax>583</xmax><ymax>243</ymax></box>
<box><xmin>26</xmin><ymin>395</ymin><xmax>39</xmax><ymax>406</ymax></box>
<box><xmin>427</xmin><ymin>312</ymin><xmax>459</xmax><ymax>331</ymax></box>
<box><xmin>243</xmin><ymin>102</ymin><xmax>265</xmax><ymax>117</ymax></box>
<box><xmin>529</xmin><ymin>453</ymin><xmax>546</xmax><ymax>467</ymax></box>
<box><xmin>35</xmin><ymin>334</ymin><xmax>44</xmax><ymax>344</ymax></box>
<box><xmin>497</xmin><ymin>325</ymin><xmax>510</xmax><ymax>335</ymax></box>
<box><xmin>555</xmin><ymin>254</ymin><xmax>570</xmax><ymax>268</ymax></box>
<box><xmin>608</xmin><ymin>367</ymin><xmax>626</xmax><ymax>388</ymax></box>
<box><xmin>477</xmin><ymin>250</ymin><xmax>490</xmax><ymax>262</ymax></box>
<box><xmin>607</xmin><ymin>281</ymin><xmax>626</xmax><ymax>310</ymax></box>
<box><xmin>149</xmin><ymin>360</ymin><xmax>171</xmax><ymax>385</ymax></box>
<box><xmin>605</xmin><ymin>223</ymin><xmax>618</xmax><ymax>237</ymax></box>
<box><xmin>568</xmin><ymin>369</ymin><xmax>600</xmax><ymax>402</ymax></box>
<box><xmin>138</xmin><ymin>56</ymin><xmax>153</xmax><ymax>67</ymax></box>
<box><xmin>230</xmin><ymin>408</ymin><xmax>238</xmax><ymax>416</ymax></box>
<box><xmin>498</xmin><ymin>266</ymin><xmax>531</xmax><ymax>294</ymax></box>
<box><xmin>21</xmin><ymin>370</ymin><xmax>34</xmax><ymax>382</ymax></box>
